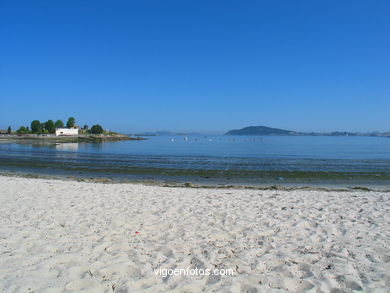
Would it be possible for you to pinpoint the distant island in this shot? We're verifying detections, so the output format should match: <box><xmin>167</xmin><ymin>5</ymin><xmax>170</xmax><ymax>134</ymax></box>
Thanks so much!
<box><xmin>226</xmin><ymin>126</ymin><xmax>292</xmax><ymax>136</ymax></box>
<box><xmin>225</xmin><ymin>125</ymin><xmax>390</xmax><ymax>137</ymax></box>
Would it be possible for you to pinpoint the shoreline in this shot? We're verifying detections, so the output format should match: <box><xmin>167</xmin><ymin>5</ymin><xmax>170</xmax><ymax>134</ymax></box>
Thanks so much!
<box><xmin>1</xmin><ymin>156</ymin><xmax>389</xmax><ymax>188</ymax></box>
<box><xmin>0</xmin><ymin>134</ymin><xmax>146</xmax><ymax>142</ymax></box>
<box><xmin>1</xmin><ymin>170</ymin><xmax>389</xmax><ymax>192</ymax></box>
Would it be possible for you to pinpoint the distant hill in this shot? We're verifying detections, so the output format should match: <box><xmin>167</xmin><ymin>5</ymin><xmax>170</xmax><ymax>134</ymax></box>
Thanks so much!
<box><xmin>225</xmin><ymin>126</ymin><xmax>293</xmax><ymax>136</ymax></box>
<box><xmin>225</xmin><ymin>126</ymin><xmax>390</xmax><ymax>137</ymax></box>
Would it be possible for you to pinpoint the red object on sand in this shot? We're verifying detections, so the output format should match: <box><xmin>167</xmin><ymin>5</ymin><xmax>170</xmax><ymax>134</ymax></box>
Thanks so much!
<box><xmin>135</xmin><ymin>231</ymin><xmax>140</xmax><ymax>235</ymax></box>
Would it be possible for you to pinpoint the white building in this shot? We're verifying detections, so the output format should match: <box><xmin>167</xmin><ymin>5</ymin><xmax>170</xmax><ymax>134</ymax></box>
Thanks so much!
<box><xmin>55</xmin><ymin>128</ymin><xmax>79</xmax><ymax>136</ymax></box>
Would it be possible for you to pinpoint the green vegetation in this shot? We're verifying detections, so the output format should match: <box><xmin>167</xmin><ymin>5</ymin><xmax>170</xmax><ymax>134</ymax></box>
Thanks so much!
<box><xmin>90</xmin><ymin>124</ymin><xmax>103</xmax><ymax>134</ymax></box>
<box><xmin>1</xmin><ymin>156</ymin><xmax>389</xmax><ymax>185</ymax></box>
<box><xmin>66</xmin><ymin>117</ymin><xmax>76</xmax><ymax>128</ymax></box>
<box><xmin>31</xmin><ymin>120</ymin><xmax>42</xmax><ymax>134</ymax></box>
<box><xmin>16</xmin><ymin>126</ymin><xmax>28</xmax><ymax>134</ymax></box>
<box><xmin>29</xmin><ymin>119</ymin><xmax>63</xmax><ymax>134</ymax></box>
<box><xmin>54</xmin><ymin>120</ymin><xmax>64</xmax><ymax>128</ymax></box>
<box><xmin>44</xmin><ymin>120</ymin><xmax>55</xmax><ymax>134</ymax></box>
<box><xmin>226</xmin><ymin>126</ymin><xmax>292</xmax><ymax>135</ymax></box>
<box><xmin>5</xmin><ymin>117</ymin><xmax>134</xmax><ymax>141</ymax></box>
<box><xmin>14</xmin><ymin>117</ymin><xmax>77</xmax><ymax>135</ymax></box>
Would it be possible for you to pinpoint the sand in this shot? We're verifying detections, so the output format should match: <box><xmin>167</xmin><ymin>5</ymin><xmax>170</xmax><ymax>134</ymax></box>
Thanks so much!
<box><xmin>0</xmin><ymin>176</ymin><xmax>389</xmax><ymax>292</ymax></box>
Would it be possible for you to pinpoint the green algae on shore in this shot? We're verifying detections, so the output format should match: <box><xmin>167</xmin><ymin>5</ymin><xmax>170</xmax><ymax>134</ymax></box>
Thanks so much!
<box><xmin>1</xmin><ymin>156</ymin><xmax>389</xmax><ymax>186</ymax></box>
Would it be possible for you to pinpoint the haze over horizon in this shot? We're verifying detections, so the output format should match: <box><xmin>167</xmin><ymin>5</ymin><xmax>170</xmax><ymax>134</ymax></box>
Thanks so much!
<box><xmin>131</xmin><ymin>125</ymin><xmax>389</xmax><ymax>136</ymax></box>
<box><xmin>1</xmin><ymin>0</ymin><xmax>389</xmax><ymax>133</ymax></box>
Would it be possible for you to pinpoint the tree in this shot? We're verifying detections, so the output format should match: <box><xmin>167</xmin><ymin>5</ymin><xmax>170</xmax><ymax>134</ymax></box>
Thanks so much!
<box><xmin>66</xmin><ymin>117</ymin><xmax>76</xmax><ymax>128</ymax></box>
<box><xmin>90</xmin><ymin>124</ymin><xmax>104</xmax><ymax>134</ymax></box>
<box><xmin>7</xmin><ymin>126</ymin><xmax>11</xmax><ymax>134</ymax></box>
<box><xmin>44</xmin><ymin>120</ymin><xmax>55</xmax><ymax>133</ymax></box>
<box><xmin>31</xmin><ymin>120</ymin><xmax>42</xmax><ymax>134</ymax></box>
<box><xmin>83</xmin><ymin>125</ymin><xmax>88</xmax><ymax>130</ymax></box>
<box><xmin>54</xmin><ymin>120</ymin><xmax>64</xmax><ymax>128</ymax></box>
<box><xmin>16</xmin><ymin>126</ymin><xmax>28</xmax><ymax>134</ymax></box>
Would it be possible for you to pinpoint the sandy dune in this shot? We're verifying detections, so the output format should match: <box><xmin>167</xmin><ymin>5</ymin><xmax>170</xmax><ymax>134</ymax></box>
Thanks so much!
<box><xmin>0</xmin><ymin>176</ymin><xmax>389</xmax><ymax>292</ymax></box>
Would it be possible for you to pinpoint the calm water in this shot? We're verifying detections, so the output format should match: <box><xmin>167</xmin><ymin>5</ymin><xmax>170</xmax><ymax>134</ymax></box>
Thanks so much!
<box><xmin>1</xmin><ymin>135</ymin><xmax>390</xmax><ymax>185</ymax></box>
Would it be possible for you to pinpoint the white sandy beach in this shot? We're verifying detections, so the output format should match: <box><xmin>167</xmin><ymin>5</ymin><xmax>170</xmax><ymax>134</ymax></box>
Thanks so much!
<box><xmin>0</xmin><ymin>176</ymin><xmax>389</xmax><ymax>292</ymax></box>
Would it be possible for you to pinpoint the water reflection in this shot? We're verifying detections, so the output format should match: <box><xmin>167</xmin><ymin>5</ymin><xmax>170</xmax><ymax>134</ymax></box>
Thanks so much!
<box><xmin>55</xmin><ymin>143</ymin><xmax>79</xmax><ymax>152</ymax></box>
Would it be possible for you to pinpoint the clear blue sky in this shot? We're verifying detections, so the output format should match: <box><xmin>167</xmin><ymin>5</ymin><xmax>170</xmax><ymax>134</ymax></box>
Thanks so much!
<box><xmin>0</xmin><ymin>0</ymin><xmax>389</xmax><ymax>133</ymax></box>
